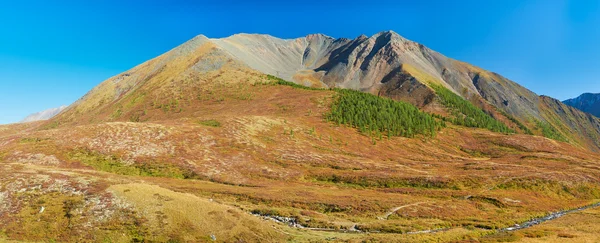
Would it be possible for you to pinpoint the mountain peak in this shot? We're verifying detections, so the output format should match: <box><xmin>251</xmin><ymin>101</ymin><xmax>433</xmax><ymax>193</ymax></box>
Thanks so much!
<box><xmin>193</xmin><ymin>34</ymin><xmax>208</xmax><ymax>39</ymax></box>
<box><xmin>563</xmin><ymin>93</ymin><xmax>600</xmax><ymax>117</ymax></box>
<box><xmin>380</xmin><ymin>30</ymin><xmax>398</xmax><ymax>35</ymax></box>
<box><xmin>373</xmin><ymin>30</ymin><xmax>401</xmax><ymax>38</ymax></box>
<box><xmin>228</xmin><ymin>33</ymin><xmax>306</xmax><ymax>40</ymax></box>
<box><xmin>582</xmin><ymin>92</ymin><xmax>600</xmax><ymax>96</ymax></box>
<box><xmin>368</xmin><ymin>30</ymin><xmax>406</xmax><ymax>43</ymax></box>
<box><xmin>306</xmin><ymin>33</ymin><xmax>334</xmax><ymax>39</ymax></box>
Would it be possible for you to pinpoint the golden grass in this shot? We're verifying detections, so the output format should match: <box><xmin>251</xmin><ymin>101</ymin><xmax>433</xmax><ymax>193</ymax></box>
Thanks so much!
<box><xmin>110</xmin><ymin>183</ymin><xmax>285</xmax><ymax>242</ymax></box>
<box><xmin>292</xmin><ymin>70</ymin><xmax>327</xmax><ymax>88</ymax></box>
<box><xmin>401</xmin><ymin>63</ymin><xmax>445</xmax><ymax>88</ymax></box>
<box><xmin>3</xmin><ymin>193</ymin><xmax>85</xmax><ymax>242</ymax></box>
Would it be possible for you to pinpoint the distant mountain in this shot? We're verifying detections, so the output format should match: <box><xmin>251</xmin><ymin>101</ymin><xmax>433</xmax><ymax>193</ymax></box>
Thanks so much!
<box><xmin>563</xmin><ymin>93</ymin><xmax>600</xmax><ymax>117</ymax></box>
<box><xmin>21</xmin><ymin>105</ymin><xmax>67</xmax><ymax>123</ymax></box>
<box><xmin>48</xmin><ymin>31</ymin><xmax>600</xmax><ymax>151</ymax></box>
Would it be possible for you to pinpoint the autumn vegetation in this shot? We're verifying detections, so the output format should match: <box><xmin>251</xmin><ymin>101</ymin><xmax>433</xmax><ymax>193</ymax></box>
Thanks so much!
<box><xmin>2</xmin><ymin>73</ymin><xmax>600</xmax><ymax>242</ymax></box>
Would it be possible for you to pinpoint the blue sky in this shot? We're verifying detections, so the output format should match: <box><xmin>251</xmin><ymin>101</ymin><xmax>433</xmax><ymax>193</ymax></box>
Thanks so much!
<box><xmin>1</xmin><ymin>0</ymin><xmax>599</xmax><ymax>124</ymax></box>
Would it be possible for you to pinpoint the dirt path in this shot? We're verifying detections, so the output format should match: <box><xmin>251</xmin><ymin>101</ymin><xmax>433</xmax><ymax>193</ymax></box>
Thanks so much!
<box><xmin>378</xmin><ymin>202</ymin><xmax>428</xmax><ymax>220</ymax></box>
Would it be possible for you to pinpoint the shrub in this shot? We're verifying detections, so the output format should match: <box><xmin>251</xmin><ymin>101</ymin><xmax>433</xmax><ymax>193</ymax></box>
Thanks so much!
<box><xmin>198</xmin><ymin>119</ymin><xmax>221</xmax><ymax>127</ymax></box>
<box><xmin>69</xmin><ymin>150</ymin><xmax>199</xmax><ymax>179</ymax></box>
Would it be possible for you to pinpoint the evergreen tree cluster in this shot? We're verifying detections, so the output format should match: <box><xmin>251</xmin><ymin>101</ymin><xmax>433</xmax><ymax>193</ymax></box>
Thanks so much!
<box><xmin>431</xmin><ymin>84</ymin><xmax>514</xmax><ymax>134</ymax></box>
<box><xmin>326</xmin><ymin>89</ymin><xmax>444</xmax><ymax>138</ymax></box>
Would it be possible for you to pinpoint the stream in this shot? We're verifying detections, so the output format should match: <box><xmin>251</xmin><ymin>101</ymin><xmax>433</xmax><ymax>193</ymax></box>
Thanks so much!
<box><xmin>252</xmin><ymin>201</ymin><xmax>600</xmax><ymax>235</ymax></box>
<box><xmin>500</xmin><ymin>202</ymin><xmax>600</xmax><ymax>232</ymax></box>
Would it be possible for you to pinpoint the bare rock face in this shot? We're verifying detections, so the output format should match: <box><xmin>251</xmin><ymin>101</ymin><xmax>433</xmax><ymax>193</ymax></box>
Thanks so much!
<box><xmin>21</xmin><ymin>106</ymin><xmax>67</xmax><ymax>123</ymax></box>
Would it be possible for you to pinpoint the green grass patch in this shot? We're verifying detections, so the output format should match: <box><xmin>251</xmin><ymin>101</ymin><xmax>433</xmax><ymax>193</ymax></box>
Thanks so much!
<box><xmin>111</xmin><ymin>105</ymin><xmax>123</xmax><ymax>119</ymax></box>
<box><xmin>495</xmin><ymin>179</ymin><xmax>600</xmax><ymax>199</ymax></box>
<box><xmin>312</xmin><ymin>173</ymin><xmax>457</xmax><ymax>189</ymax></box>
<box><xmin>19</xmin><ymin>137</ymin><xmax>49</xmax><ymax>143</ymax></box>
<box><xmin>40</xmin><ymin>121</ymin><xmax>61</xmax><ymax>130</ymax></box>
<box><xmin>198</xmin><ymin>119</ymin><xmax>221</xmax><ymax>127</ymax></box>
<box><xmin>535</xmin><ymin>120</ymin><xmax>568</xmax><ymax>142</ymax></box>
<box><xmin>480</xmin><ymin>231</ymin><xmax>523</xmax><ymax>242</ymax></box>
<box><xmin>69</xmin><ymin>150</ymin><xmax>199</xmax><ymax>179</ymax></box>
<box><xmin>498</xmin><ymin>109</ymin><xmax>533</xmax><ymax>135</ymax></box>
<box><xmin>431</xmin><ymin>84</ymin><xmax>514</xmax><ymax>134</ymax></box>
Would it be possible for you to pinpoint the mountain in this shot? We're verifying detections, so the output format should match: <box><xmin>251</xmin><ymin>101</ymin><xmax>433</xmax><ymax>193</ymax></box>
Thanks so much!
<box><xmin>20</xmin><ymin>105</ymin><xmax>67</xmax><ymax>123</ymax></box>
<box><xmin>564</xmin><ymin>93</ymin><xmax>600</xmax><ymax>117</ymax></box>
<box><xmin>5</xmin><ymin>31</ymin><xmax>600</xmax><ymax>242</ymax></box>
<box><xmin>50</xmin><ymin>31</ymin><xmax>600</xmax><ymax>151</ymax></box>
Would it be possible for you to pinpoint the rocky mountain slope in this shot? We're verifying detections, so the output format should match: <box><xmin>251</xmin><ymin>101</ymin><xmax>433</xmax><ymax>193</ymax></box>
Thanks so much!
<box><xmin>50</xmin><ymin>31</ymin><xmax>600</xmax><ymax>151</ymax></box>
<box><xmin>564</xmin><ymin>93</ymin><xmax>600</xmax><ymax>117</ymax></box>
<box><xmin>20</xmin><ymin>106</ymin><xmax>67</xmax><ymax>123</ymax></box>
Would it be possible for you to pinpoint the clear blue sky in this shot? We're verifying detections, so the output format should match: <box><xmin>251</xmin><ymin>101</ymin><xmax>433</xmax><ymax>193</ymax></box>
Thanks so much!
<box><xmin>1</xmin><ymin>0</ymin><xmax>599</xmax><ymax>124</ymax></box>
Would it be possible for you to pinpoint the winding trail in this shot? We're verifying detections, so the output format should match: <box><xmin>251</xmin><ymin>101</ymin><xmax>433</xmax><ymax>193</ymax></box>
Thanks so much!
<box><xmin>378</xmin><ymin>202</ymin><xmax>428</xmax><ymax>220</ymax></box>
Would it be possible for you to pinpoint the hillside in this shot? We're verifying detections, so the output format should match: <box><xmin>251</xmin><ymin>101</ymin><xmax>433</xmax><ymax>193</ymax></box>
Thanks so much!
<box><xmin>2</xmin><ymin>31</ymin><xmax>600</xmax><ymax>242</ymax></box>
<box><xmin>3</xmin><ymin>79</ymin><xmax>600</xmax><ymax>242</ymax></box>
<box><xmin>563</xmin><ymin>93</ymin><xmax>600</xmax><ymax>117</ymax></box>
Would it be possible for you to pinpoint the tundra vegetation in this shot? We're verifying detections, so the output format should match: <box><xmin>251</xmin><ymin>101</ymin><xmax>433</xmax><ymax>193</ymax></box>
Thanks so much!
<box><xmin>2</xmin><ymin>58</ymin><xmax>600</xmax><ymax>242</ymax></box>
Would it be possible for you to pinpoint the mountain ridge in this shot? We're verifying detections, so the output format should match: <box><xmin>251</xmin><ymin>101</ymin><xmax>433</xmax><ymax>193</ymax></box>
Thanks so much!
<box><xmin>49</xmin><ymin>30</ymin><xmax>600</xmax><ymax>151</ymax></box>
